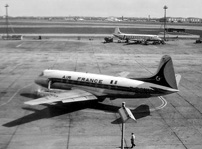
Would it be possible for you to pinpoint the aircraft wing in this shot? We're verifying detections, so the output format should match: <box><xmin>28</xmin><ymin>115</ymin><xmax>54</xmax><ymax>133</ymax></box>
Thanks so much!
<box><xmin>24</xmin><ymin>89</ymin><xmax>97</xmax><ymax>105</ymax></box>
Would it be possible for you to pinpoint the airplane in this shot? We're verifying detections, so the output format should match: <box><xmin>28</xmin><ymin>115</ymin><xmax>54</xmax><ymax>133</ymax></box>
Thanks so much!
<box><xmin>24</xmin><ymin>55</ymin><xmax>181</xmax><ymax>106</ymax></box>
<box><xmin>113</xmin><ymin>27</ymin><xmax>165</xmax><ymax>45</ymax></box>
<box><xmin>106</xmin><ymin>16</ymin><xmax>122</xmax><ymax>22</ymax></box>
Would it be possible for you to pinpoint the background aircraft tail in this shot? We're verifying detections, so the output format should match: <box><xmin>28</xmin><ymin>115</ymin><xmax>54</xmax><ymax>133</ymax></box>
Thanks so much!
<box><xmin>134</xmin><ymin>55</ymin><xmax>180</xmax><ymax>90</ymax></box>
<box><xmin>114</xmin><ymin>27</ymin><xmax>121</xmax><ymax>34</ymax></box>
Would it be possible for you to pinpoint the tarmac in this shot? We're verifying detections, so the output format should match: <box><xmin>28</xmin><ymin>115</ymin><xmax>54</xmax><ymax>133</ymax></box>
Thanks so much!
<box><xmin>0</xmin><ymin>38</ymin><xmax>202</xmax><ymax>149</ymax></box>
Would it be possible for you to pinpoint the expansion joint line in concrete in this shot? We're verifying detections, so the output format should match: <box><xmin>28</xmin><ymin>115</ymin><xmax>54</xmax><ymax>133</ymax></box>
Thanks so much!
<box><xmin>66</xmin><ymin>114</ymin><xmax>72</xmax><ymax>149</ymax></box>
<box><xmin>177</xmin><ymin>85</ymin><xmax>202</xmax><ymax>115</ymax></box>
<box><xmin>0</xmin><ymin>61</ymin><xmax>24</xmax><ymax>86</ymax></box>
<box><xmin>95</xmin><ymin>60</ymin><xmax>102</xmax><ymax>74</ymax></box>
<box><xmin>170</xmin><ymin>102</ymin><xmax>202</xmax><ymax>138</ymax></box>
<box><xmin>171</xmin><ymin>95</ymin><xmax>202</xmax><ymax>139</ymax></box>
<box><xmin>90</xmin><ymin>42</ymin><xmax>102</xmax><ymax>74</ymax></box>
<box><xmin>138</xmin><ymin>60</ymin><xmax>188</xmax><ymax>148</ymax></box>
<box><xmin>74</xmin><ymin>54</ymin><xmax>78</xmax><ymax>72</ymax></box>
<box><xmin>49</xmin><ymin>53</ymin><xmax>60</xmax><ymax>69</ymax></box>
<box><xmin>73</xmin><ymin>41</ymin><xmax>81</xmax><ymax>72</ymax></box>
<box><xmin>50</xmin><ymin>40</ymin><xmax>70</xmax><ymax>69</ymax></box>
<box><xmin>4</xmin><ymin>107</ymin><xmax>31</xmax><ymax>149</ymax></box>
<box><xmin>148</xmin><ymin>99</ymin><xmax>188</xmax><ymax>149</ymax></box>
<box><xmin>121</xmin><ymin>47</ymin><xmax>152</xmax><ymax>75</ymax></box>
<box><xmin>4</xmin><ymin>121</ymin><xmax>20</xmax><ymax>149</ymax></box>
<box><xmin>180</xmin><ymin>80</ymin><xmax>201</xmax><ymax>98</ymax></box>
<box><xmin>0</xmin><ymin>83</ymin><xmax>33</xmax><ymax>107</ymax></box>
<box><xmin>172</xmin><ymin>131</ymin><xmax>188</xmax><ymax>149</ymax></box>
<box><xmin>134</xmin><ymin>59</ymin><xmax>152</xmax><ymax>74</ymax></box>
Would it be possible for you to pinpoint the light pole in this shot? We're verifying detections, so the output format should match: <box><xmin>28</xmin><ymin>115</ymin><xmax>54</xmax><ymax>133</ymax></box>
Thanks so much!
<box><xmin>118</xmin><ymin>102</ymin><xmax>136</xmax><ymax>149</ymax></box>
<box><xmin>163</xmin><ymin>5</ymin><xmax>168</xmax><ymax>41</ymax></box>
<box><xmin>121</xmin><ymin>102</ymin><xmax>125</xmax><ymax>149</ymax></box>
<box><xmin>5</xmin><ymin>4</ymin><xmax>9</xmax><ymax>39</ymax></box>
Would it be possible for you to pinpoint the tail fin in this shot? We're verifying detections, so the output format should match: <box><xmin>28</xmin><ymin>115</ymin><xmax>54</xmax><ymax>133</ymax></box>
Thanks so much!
<box><xmin>135</xmin><ymin>55</ymin><xmax>180</xmax><ymax>89</ymax></box>
<box><xmin>114</xmin><ymin>27</ymin><xmax>121</xmax><ymax>34</ymax></box>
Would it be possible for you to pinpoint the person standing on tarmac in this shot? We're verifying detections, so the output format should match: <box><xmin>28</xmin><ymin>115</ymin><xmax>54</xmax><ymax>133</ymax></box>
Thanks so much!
<box><xmin>131</xmin><ymin>133</ymin><xmax>136</xmax><ymax>148</ymax></box>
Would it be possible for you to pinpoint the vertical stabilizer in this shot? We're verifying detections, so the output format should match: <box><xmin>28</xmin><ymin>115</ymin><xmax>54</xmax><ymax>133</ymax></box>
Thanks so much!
<box><xmin>114</xmin><ymin>27</ymin><xmax>121</xmax><ymax>34</ymax></box>
<box><xmin>154</xmin><ymin>55</ymin><xmax>178</xmax><ymax>89</ymax></box>
<box><xmin>134</xmin><ymin>55</ymin><xmax>180</xmax><ymax>90</ymax></box>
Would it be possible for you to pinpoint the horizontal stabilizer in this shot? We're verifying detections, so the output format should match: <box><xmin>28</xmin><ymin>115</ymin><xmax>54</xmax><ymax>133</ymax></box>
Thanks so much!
<box><xmin>175</xmin><ymin>74</ymin><xmax>181</xmax><ymax>87</ymax></box>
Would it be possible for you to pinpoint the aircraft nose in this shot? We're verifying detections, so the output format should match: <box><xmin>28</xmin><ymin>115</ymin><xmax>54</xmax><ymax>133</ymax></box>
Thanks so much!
<box><xmin>35</xmin><ymin>77</ymin><xmax>48</xmax><ymax>87</ymax></box>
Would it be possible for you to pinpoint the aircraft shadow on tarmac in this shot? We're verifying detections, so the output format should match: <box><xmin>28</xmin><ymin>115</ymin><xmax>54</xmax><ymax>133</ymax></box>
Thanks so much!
<box><xmin>123</xmin><ymin>42</ymin><xmax>141</xmax><ymax>46</ymax></box>
<box><xmin>3</xmin><ymin>100</ymin><xmax>150</xmax><ymax>127</ymax></box>
<box><xmin>111</xmin><ymin>104</ymin><xmax>150</xmax><ymax>124</ymax></box>
<box><xmin>20</xmin><ymin>92</ymin><xmax>38</xmax><ymax>99</ymax></box>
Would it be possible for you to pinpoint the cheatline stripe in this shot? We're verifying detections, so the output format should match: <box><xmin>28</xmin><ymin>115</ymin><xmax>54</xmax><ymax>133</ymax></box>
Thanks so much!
<box><xmin>51</xmin><ymin>78</ymin><xmax>161</xmax><ymax>94</ymax></box>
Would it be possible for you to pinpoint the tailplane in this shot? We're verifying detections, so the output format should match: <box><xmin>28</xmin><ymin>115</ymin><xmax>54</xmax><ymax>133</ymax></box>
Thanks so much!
<box><xmin>175</xmin><ymin>74</ymin><xmax>181</xmax><ymax>88</ymax></box>
<box><xmin>134</xmin><ymin>55</ymin><xmax>181</xmax><ymax>89</ymax></box>
<box><xmin>114</xmin><ymin>27</ymin><xmax>121</xmax><ymax>34</ymax></box>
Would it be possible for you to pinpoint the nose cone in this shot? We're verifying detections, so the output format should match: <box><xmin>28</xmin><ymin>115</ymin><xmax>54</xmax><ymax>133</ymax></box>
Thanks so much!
<box><xmin>35</xmin><ymin>77</ymin><xmax>48</xmax><ymax>88</ymax></box>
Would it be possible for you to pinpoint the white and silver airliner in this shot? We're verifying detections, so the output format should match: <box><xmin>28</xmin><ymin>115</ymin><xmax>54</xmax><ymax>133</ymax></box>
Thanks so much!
<box><xmin>113</xmin><ymin>27</ymin><xmax>165</xmax><ymax>45</ymax></box>
<box><xmin>24</xmin><ymin>55</ymin><xmax>181</xmax><ymax>106</ymax></box>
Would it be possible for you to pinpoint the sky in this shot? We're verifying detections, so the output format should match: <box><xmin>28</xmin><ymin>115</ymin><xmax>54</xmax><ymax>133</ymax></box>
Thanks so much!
<box><xmin>0</xmin><ymin>0</ymin><xmax>202</xmax><ymax>18</ymax></box>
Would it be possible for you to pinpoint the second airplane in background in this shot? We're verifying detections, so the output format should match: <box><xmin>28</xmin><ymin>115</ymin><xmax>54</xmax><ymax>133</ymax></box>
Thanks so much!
<box><xmin>113</xmin><ymin>27</ymin><xmax>165</xmax><ymax>45</ymax></box>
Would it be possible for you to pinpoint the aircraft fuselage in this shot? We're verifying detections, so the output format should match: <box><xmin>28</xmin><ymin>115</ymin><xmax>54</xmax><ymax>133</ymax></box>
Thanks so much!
<box><xmin>114</xmin><ymin>33</ymin><xmax>163</xmax><ymax>43</ymax></box>
<box><xmin>113</xmin><ymin>27</ymin><xmax>164</xmax><ymax>44</ymax></box>
<box><xmin>35</xmin><ymin>70</ymin><xmax>178</xmax><ymax>99</ymax></box>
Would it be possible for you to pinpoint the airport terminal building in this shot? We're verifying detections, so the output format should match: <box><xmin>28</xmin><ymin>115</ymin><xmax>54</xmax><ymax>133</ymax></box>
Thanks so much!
<box><xmin>159</xmin><ymin>17</ymin><xmax>202</xmax><ymax>23</ymax></box>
